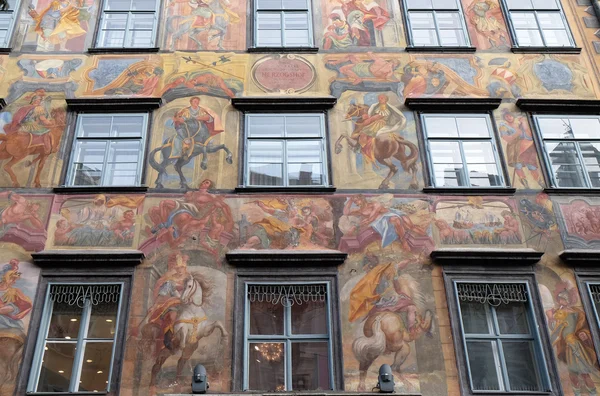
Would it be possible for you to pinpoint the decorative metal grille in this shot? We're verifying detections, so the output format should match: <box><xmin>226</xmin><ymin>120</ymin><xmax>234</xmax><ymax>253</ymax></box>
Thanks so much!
<box><xmin>49</xmin><ymin>284</ymin><xmax>122</xmax><ymax>308</ymax></box>
<box><xmin>590</xmin><ymin>284</ymin><xmax>600</xmax><ymax>304</ymax></box>
<box><xmin>457</xmin><ymin>283</ymin><xmax>528</xmax><ymax>306</ymax></box>
<box><xmin>248</xmin><ymin>284</ymin><xmax>327</xmax><ymax>307</ymax></box>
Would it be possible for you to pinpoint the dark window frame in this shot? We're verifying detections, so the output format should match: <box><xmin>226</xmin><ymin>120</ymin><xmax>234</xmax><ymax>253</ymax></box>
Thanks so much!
<box><xmin>231</xmin><ymin>267</ymin><xmax>343</xmax><ymax>392</ymax></box>
<box><xmin>15</xmin><ymin>259</ymin><xmax>138</xmax><ymax>396</ymax></box>
<box><xmin>574</xmin><ymin>267</ymin><xmax>600</xmax><ymax>368</ymax></box>
<box><xmin>443</xmin><ymin>266</ymin><xmax>562</xmax><ymax>396</ymax></box>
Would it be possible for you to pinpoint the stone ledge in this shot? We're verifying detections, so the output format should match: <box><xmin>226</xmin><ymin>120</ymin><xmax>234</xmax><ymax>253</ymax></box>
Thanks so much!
<box><xmin>226</xmin><ymin>250</ymin><xmax>348</xmax><ymax>266</ymax></box>
<box><xmin>32</xmin><ymin>250</ymin><xmax>145</xmax><ymax>267</ymax></box>
<box><xmin>431</xmin><ymin>248</ymin><xmax>543</xmax><ymax>265</ymax></box>
<box><xmin>560</xmin><ymin>249</ymin><xmax>600</xmax><ymax>265</ymax></box>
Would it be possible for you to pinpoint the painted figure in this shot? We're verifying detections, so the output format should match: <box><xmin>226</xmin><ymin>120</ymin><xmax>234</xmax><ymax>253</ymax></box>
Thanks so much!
<box><xmin>0</xmin><ymin>90</ymin><xmax>66</xmax><ymax>188</ymax></box>
<box><xmin>546</xmin><ymin>282</ymin><xmax>599</xmax><ymax>396</ymax></box>
<box><xmin>326</xmin><ymin>53</ymin><xmax>401</xmax><ymax>84</ymax></box>
<box><xmin>0</xmin><ymin>192</ymin><xmax>44</xmax><ymax>231</ymax></box>
<box><xmin>349</xmin><ymin>261</ymin><xmax>433</xmax><ymax>391</ymax></box>
<box><xmin>330</xmin><ymin>0</ymin><xmax>390</xmax><ymax>47</ymax></box>
<box><xmin>323</xmin><ymin>12</ymin><xmax>354</xmax><ymax>50</ymax></box>
<box><xmin>104</xmin><ymin>66</ymin><xmax>163</xmax><ymax>96</ymax></box>
<box><xmin>149</xmin><ymin>97</ymin><xmax>233</xmax><ymax>189</ymax></box>
<box><xmin>466</xmin><ymin>0</ymin><xmax>509</xmax><ymax>48</ymax></box>
<box><xmin>28</xmin><ymin>0</ymin><xmax>91</xmax><ymax>51</ymax></box>
<box><xmin>335</xmin><ymin>96</ymin><xmax>420</xmax><ymax>189</ymax></box>
<box><xmin>498</xmin><ymin>109</ymin><xmax>544</xmax><ymax>188</ymax></box>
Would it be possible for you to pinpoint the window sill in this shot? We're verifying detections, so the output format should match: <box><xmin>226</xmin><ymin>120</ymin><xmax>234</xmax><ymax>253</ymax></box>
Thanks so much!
<box><xmin>422</xmin><ymin>187</ymin><xmax>516</xmax><ymax>195</ymax></box>
<box><xmin>543</xmin><ymin>187</ymin><xmax>600</xmax><ymax>195</ymax></box>
<box><xmin>32</xmin><ymin>249</ymin><xmax>145</xmax><ymax>267</ymax></box>
<box><xmin>560</xmin><ymin>249</ymin><xmax>600</xmax><ymax>265</ymax></box>
<box><xmin>511</xmin><ymin>46</ymin><xmax>581</xmax><ymax>54</ymax></box>
<box><xmin>227</xmin><ymin>249</ymin><xmax>347</xmax><ymax>266</ymax></box>
<box><xmin>516</xmin><ymin>98</ymin><xmax>600</xmax><ymax>113</ymax></box>
<box><xmin>66</xmin><ymin>97</ymin><xmax>162</xmax><ymax>112</ymax></box>
<box><xmin>234</xmin><ymin>186</ymin><xmax>336</xmax><ymax>194</ymax></box>
<box><xmin>247</xmin><ymin>46</ymin><xmax>319</xmax><ymax>53</ymax></box>
<box><xmin>431</xmin><ymin>247</ymin><xmax>543</xmax><ymax>265</ymax></box>
<box><xmin>405</xmin><ymin>45</ymin><xmax>477</xmax><ymax>53</ymax></box>
<box><xmin>0</xmin><ymin>47</ymin><xmax>11</xmax><ymax>54</ymax></box>
<box><xmin>231</xmin><ymin>96</ymin><xmax>337</xmax><ymax>111</ymax></box>
<box><xmin>54</xmin><ymin>185</ymin><xmax>149</xmax><ymax>194</ymax></box>
<box><xmin>405</xmin><ymin>97</ymin><xmax>501</xmax><ymax>111</ymax></box>
<box><xmin>88</xmin><ymin>47</ymin><xmax>160</xmax><ymax>54</ymax></box>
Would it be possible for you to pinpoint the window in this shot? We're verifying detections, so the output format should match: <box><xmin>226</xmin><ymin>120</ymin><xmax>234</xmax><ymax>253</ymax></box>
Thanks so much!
<box><xmin>503</xmin><ymin>0</ymin><xmax>574</xmax><ymax>47</ymax></box>
<box><xmin>404</xmin><ymin>0</ymin><xmax>470</xmax><ymax>47</ymax></box>
<box><xmin>244</xmin><ymin>283</ymin><xmax>333</xmax><ymax>391</ymax></box>
<box><xmin>66</xmin><ymin>113</ymin><xmax>148</xmax><ymax>187</ymax></box>
<box><xmin>244</xmin><ymin>113</ymin><xmax>328</xmax><ymax>187</ymax></box>
<box><xmin>534</xmin><ymin>115</ymin><xmax>600</xmax><ymax>188</ymax></box>
<box><xmin>254</xmin><ymin>0</ymin><xmax>313</xmax><ymax>47</ymax></box>
<box><xmin>0</xmin><ymin>0</ymin><xmax>18</xmax><ymax>48</ymax></box>
<box><xmin>422</xmin><ymin>113</ymin><xmax>505</xmax><ymax>187</ymax></box>
<box><xmin>96</xmin><ymin>0</ymin><xmax>158</xmax><ymax>48</ymax></box>
<box><xmin>455</xmin><ymin>282</ymin><xmax>551</xmax><ymax>393</ymax></box>
<box><xmin>27</xmin><ymin>284</ymin><xmax>124</xmax><ymax>393</ymax></box>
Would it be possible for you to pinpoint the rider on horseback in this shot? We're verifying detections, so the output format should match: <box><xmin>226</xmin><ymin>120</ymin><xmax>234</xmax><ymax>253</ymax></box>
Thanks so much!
<box><xmin>170</xmin><ymin>97</ymin><xmax>220</xmax><ymax>161</ymax></box>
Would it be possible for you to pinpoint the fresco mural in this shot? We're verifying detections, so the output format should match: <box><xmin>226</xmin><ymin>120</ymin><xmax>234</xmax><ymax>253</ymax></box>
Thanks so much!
<box><xmin>48</xmin><ymin>194</ymin><xmax>144</xmax><ymax>248</ymax></box>
<box><xmin>518</xmin><ymin>193</ymin><xmax>560</xmax><ymax>252</ymax></box>
<box><xmin>432</xmin><ymin>197</ymin><xmax>525</xmax><ymax>246</ymax></box>
<box><xmin>554</xmin><ymin>197</ymin><xmax>600</xmax><ymax>250</ymax></box>
<box><xmin>164</xmin><ymin>0</ymin><xmax>245</xmax><ymax>51</ymax></box>
<box><xmin>0</xmin><ymin>192</ymin><xmax>50</xmax><ymax>252</ymax></box>
<box><xmin>332</xmin><ymin>92</ymin><xmax>422</xmax><ymax>190</ymax></box>
<box><xmin>125</xmin><ymin>251</ymin><xmax>228</xmax><ymax>395</ymax></box>
<box><xmin>239</xmin><ymin>197</ymin><xmax>334</xmax><ymax>250</ymax></box>
<box><xmin>83</xmin><ymin>56</ymin><xmax>163</xmax><ymax>96</ymax></box>
<box><xmin>0</xmin><ymin>249</ymin><xmax>39</xmax><ymax>396</ymax></box>
<box><xmin>20</xmin><ymin>0</ymin><xmax>98</xmax><ymax>52</ymax></box>
<box><xmin>462</xmin><ymin>0</ymin><xmax>510</xmax><ymax>50</ymax></box>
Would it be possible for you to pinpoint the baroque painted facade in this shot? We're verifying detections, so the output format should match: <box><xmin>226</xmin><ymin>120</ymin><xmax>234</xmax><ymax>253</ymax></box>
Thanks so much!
<box><xmin>2</xmin><ymin>0</ymin><xmax>600</xmax><ymax>394</ymax></box>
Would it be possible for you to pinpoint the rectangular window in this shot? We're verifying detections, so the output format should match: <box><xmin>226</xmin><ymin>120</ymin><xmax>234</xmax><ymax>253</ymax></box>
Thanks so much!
<box><xmin>245</xmin><ymin>113</ymin><xmax>328</xmax><ymax>187</ymax></box>
<box><xmin>0</xmin><ymin>0</ymin><xmax>19</xmax><ymax>48</ymax></box>
<box><xmin>28</xmin><ymin>284</ymin><xmax>123</xmax><ymax>393</ymax></box>
<box><xmin>422</xmin><ymin>113</ymin><xmax>505</xmax><ymax>187</ymax></box>
<box><xmin>405</xmin><ymin>0</ymin><xmax>470</xmax><ymax>47</ymax></box>
<box><xmin>96</xmin><ymin>0</ymin><xmax>158</xmax><ymax>48</ymax></box>
<box><xmin>504</xmin><ymin>0</ymin><xmax>574</xmax><ymax>47</ymax></box>
<box><xmin>66</xmin><ymin>113</ymin><xmax>147</xmax><ymax>187</ymax></box>
<box><xmin>244</xmin><ymin>283</ymin><xmax>333</xmax><ymax>391</ymax></box>
<box><xmin>455</xmin><ymin>282</ymin><xmax>551</xmax><ymax>393</ymax></box>
<box><xmin>535</xmin><ymin>115</ymin><xmax>600</xmax><ymax>188</ymax></box>
<box><xmin>254</xmin><ymin>0</ymin><xmax>312</xmax><ymax>47</ymax></box>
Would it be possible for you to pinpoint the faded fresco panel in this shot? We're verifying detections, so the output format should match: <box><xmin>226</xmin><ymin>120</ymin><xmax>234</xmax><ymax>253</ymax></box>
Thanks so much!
<box><xmin>460</xmin><ymin>0</ymin><xmax>510</xmax><ymax>51</ymax></box>
<box><xmin>145</xmin><ymin>96</ymin><xmax>238</xmax><ymax>190</ymax></box>
<box><xmin>17</xmin><ymin>0</ymin><xmax>99</xmax><ymax>52</ymax></box>
<box><xmin>319</xmin><ymin>0</ymin><xmax>403</xmax><ymax>50</ymax></box>
<box><xmin>432</xmin><ymin>197</ymin><xmax>526</xmax><ymax>247</ymax></box>
<box><xmin>331</xmin><ymin>92</ymin><xmax>422</xmax><ymax>190</ymax></box>
<box><xmin>0</xmin><ymin>247</ymin><xmax>40</xmax><ymax>395</ymax></box>
<box><xmin>0</xmin><ymin>192</ymin><xmax>51</xmax><ymax>252</ymax></box>
<box><xmin>47</xmin><ymin>194</ymin><xmax>144</xmax><ymax>249</ymax></box>
<box><xmin>163</xmin><ymin>0</ymin><xmax>246</xmax><ymax>51</ymax></box>
<box><xmin>517</xmin><ymin>193</ymin><xmax>562</xmax><ymax>252</ymax></box>
<box><xmin>554</xmin><ymin>197</ymin><xmax>600</xmax><ymax>250</ymax></box>
<box><xmin>122</xmin><ymin>252</ymin><xmax>229</xmax><ymax>395</ymax></box>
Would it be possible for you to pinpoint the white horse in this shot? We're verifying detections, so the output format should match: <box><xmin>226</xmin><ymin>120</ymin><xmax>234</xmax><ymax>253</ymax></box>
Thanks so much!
<box><xmin>148</xmin><ymin>274</ymin><xmax>228</xmax><ymax>388</ymax></box>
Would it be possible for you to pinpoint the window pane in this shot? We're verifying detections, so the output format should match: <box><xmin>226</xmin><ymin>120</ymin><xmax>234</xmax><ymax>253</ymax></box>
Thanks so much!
<box><xmin>285</xmin><ymin>29</ymin><xmax>310</xmax><ymax>46</ymax></box>
<box><xmin>462</xmin><ymin>141</ymin><xmax>495</xmax><ymax>164</ymax></box>
<box><xmin>570</xmin><ymin>118</ymin><xmax>600</xmax><ymax>138</ymax></box>
<box><xmin>507</xmin><ymin>0</ymin><xmax>533</xmax><ymax>8</ymax></box>
<box><xmin>105</xmin><ymin>162</ymin><xmax>138</xmax><ymax>186</ymax></box>
<box><xmin>546</xmin><ymin>142</ymin><xmax>587</xmax><ymax>187</ymax></box>
<box><xmin>78</xmin><ymin>342</ymin><xmax>113</xmax><ymax>392</ymax></box>
<box><xmin>37</xmin><ymin>343</ymin><xmax>77</xmax><ymax>392</ymax></box>
<box><xmin>495</xmin><ymin>301</ymin><xmax>530</xmax><ymax>334</ymax></box>
<box><xmin>409</xmin><ymin>12</ymin><xmax>434</xmax><ymax>29</ymax></box>
<box><xmin>107</xmin><ymin>140</ymin><xmax>141</xmax><ymax>163</ymax></box>
<box><xmin>466</xmin><ymin>341</ymin><xmax>501</xmax><ymax>391</ymax></box>
<box><xmin>285</xmin><ymin>116</ymin><xmax>322</xmax><ymax>137</ymax></box>
<box><xmin>581</xmin><ymin>142</ymin><xmax>600</xmax><ymax>187</ymax></box>
<box><xmin>248</xmin><ymin>140</ymin><xmax>283</xmax><ymax>163</ymax></box>
<box><xmin>430</xmin><ymin>141</ymin><xmax>465</xmax><ymax>186</ymax></box>
<box><xmin>433</xmin><ymin>0</ymin><xmax>458</xmax><ymax>9</ymax></box>
<box><xmin>249</xmin><ymin>163</ymin><xmax>284</xmax><ymax>186</ymax></box>
<box><xmin>537</xmin><ymin>12</ymin><xmax>564</xmax><ymax>28</ymax></box>
<box><xmin>407</xmin><ymin>0</ymin><xmax>433</xmax><ymax>9</ymax></box>
<box><xmin>250</xmin><ymin>299</ymin><xmax>284</xmax><ymax>335</ymax></box>
<box><xmin>436</xmin><ymin>12</ymin><xmax>462</xmax><ymax>28</ymax></box>
<box><xmin>291</xmin><ymin>342</ymin><xmax>331</xmax><ymax>390</ymax></box>
<box><xmin>433</xmin><ymin>163</ymin><xmax>464</xmax><ymax>186</ymax></box>
<box><xmin>459</xmin><ymin>301</ymin><xmax>491</xmax><ymax>334</ymax></box>
<box><xmin>257</xmin><ymin>12</ymin><xmax>282</xmax><ymax>29</ymax></box>
<box><xmin>130</xmin><ymin>29</ymin><xmax>154</xmax><ymax>47</ymax></box>
<box><xmin>515</xmin><ymin>29</ymin><xmax>544</xmax><ymax>46</ymax></box>
<box><xmin>283</xmin><ymin>0</ymin><xmax>307</xmax><ymax>8</ymax></box>
<box><xmin>257</xmin><ymin>0</ymin><xmax>282</xmax><ymax>9</ymax></box>
<box><xmin>132</xmin><ymin>0</ymin><xmax>157</xmax><ymax>10</ymax></box>
<box><xmin>100</xmin><ymin>29</ymin><xmax>126</xmax><ymax>47</ymax></box>
<box><xmin>538</xmin><ymin>117</ymin><xmax>573</xmax><ymax>138</ymax></box>
<box><xmin>412</xmin><ymin>29</ymin><xmax>438</xmax><ymax>46</ymax></box>
<box><xmin>287</xmin><ymin>140</ymin><xmax>322</xmax><ymax>163</ymax></box>
<box><xmin>288</xmin><ymin>163</ymin><xmax>324</xmax><ymax>186</ymax></box>
<box><xmin>439</xmin><ymin>29</ymin><xmax>467</xmax><ymax>46</ymax></box>
<box><xmin>73</xmin><ymin>163</ymin><xmax>104</xmax><ymax>186</ymax></box>
<box><xmin>130</xmin><ymin>13</ymin><xmax>155</xmax><ymax>30</ymax></box>
<box><xmin>533</xmin><ymin>0</ymin><xmax>559</xmax><ymax>9</ymax></box>
<box><xmin>88</xmin><ymin>297</ymin><xmax>120</xmax><ymax>339</ymax></box>
<box><xmin>503</xmin><ymin>341</ymin><xmax>542</xmax><ymax>391</ymax></box>
<box><xmin>543</xmin><ymin>28</ymin><xmax>570</xmax><ymax>46</ymax></box>
<box><xmin>425</xmin><ymin>117</ymin><xmax>458</xmax><ymax>137</ymax></box>
<box><xmin>511</xmin><ymin>12</ymin><xmax>539</xmax><ymax>29</ymax></box>
<box><xmin>284</xmin><ymin>13</ymin><xmax>308</xmax><ymax>30</ymax></box>
<box><xmin>456</xmin><ymin>117</ymin><xmax>490</xmax><ymax>137</ymax></box>
<box><xmin>248</xmin><ymin>116</ymin><xmax>285</xmax><ymax>137</ymax></box>
<box><xmin>468</xmin><ymin>164</ymin><xmax>503</xmax><ymax>186</ymax></box>
<box><xmin>112</xmin><ymin>115</ymin><xmax>144</xmax><ymax>137</ymax></box>
<box><xmin>47</xmin><ymin>302</ymin><xmax>83</xmax><ymax>339</ymax></box>
<box><xmin>105</xmin><ymin>0</ymin><xmax>131</xmax><ymax>11</ymax></box>
<box><xmin>79</xmin><ymin>116</ymin><xmax>112</xmax><ymax>137</ymax></box>
<box><xmin>73</xmin><ymin>141</ymin><xmax>107</xmax><ymax>164</ymax></box>
<box><xmin>291</xmin><ymin>299</ymin><xmax>327</xmax><ymax>334</ymax></box>
<box><xmin>249</xmin><ymin>343</ymin><xmax>286</xmax><ymax>391</ymax></box>
<box><xmin>257</xmin><ymin>30</ymin><xmax>283</xmax><ymax>46</ymax></box>
<box><xmin>430</xmin><ymin>141</ymin><xmax>462</xmax><ymax>163</ymax></box>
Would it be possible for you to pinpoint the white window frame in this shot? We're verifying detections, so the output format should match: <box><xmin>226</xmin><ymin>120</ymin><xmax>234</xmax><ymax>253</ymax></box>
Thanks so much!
<box><xmin>242</xmin><ymin>281</ymin><xmax>334</xmax><ymax>391</ymax></box>
<box><xmin>422</xmin><ymin>113</ymin><xmax>506</xmax><ymax>188</ymax></box>
<box><xmin>27</xmin><ymin>282</ymin><xmax>125</xmax><ymax>394</ymax></box>
<box><xmin>243</xmin><ymin>113</ymin><xmax>329</xmax><ymax>188</ymax></box>
<box><xmin>403</xmin><ymin>0</ymin><xmax>471</xmax><ymax>47</ymax></box>
<box><xmin>501</xmin><ymin>0</ymin><xmax>575</xmax><ymax>48</ymax></box>
<box><xmin>253</xmin><ymin>0</ymin><xmax>314</xmax><ymax>47</ymax></box>
<box><xmin>0</xmin><ymin>0</ymin><xmax>19</xmax><ymax>48</ymax></box>
<box><xmin>534</xmin><ymin>114</ymin><xmax>600</xmax><ymax>189</ymax></box>
<box><xmin>96</xmin><ymin>0</ymin><xmax>159</xmax><ymax>48</ymax></box>
<box><xmin>454</xmin><ymin>280</ymin><xmax>552</xmax><ymax>393</ymax></box>
<box><xmin>66</xmin><ymin>113</ymin><xmax>148</xmax><ymax>187</ymax></box>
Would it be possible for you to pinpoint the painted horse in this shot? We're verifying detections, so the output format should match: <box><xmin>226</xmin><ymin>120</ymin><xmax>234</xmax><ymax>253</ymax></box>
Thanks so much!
<box><xmin>149</xmin><ymin>116</ymin><xmax>233</xmax><ymax>189</ymax></box>
<box><xmin>334</xmin><ymin>103</ymin><xmax>419</xmax><ymax>189</ymax></box>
